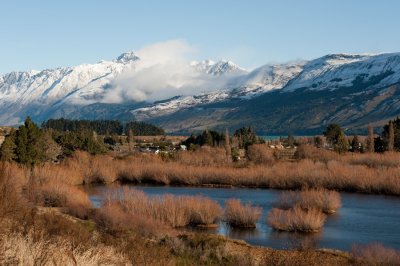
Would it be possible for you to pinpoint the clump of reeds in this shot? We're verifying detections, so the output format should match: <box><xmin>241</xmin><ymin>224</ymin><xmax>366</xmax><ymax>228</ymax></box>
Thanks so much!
<box><xmin>106</xmin><ymin>187</ymin><xmax>222</xmax><ymax>228</ymax></box>
<box><xmin>27</xmin><ymin>178</ymin><xmax>92</xmax><ymax>219</ymax></box>
<box><xmin>224</xmin><ymin>199</ymin><xmax>262</xmax><ymax>228</ymax></box>
<box><xmin>267</xmin><ymin>206</ymin><xmax>326</xmax><ymax>232</ymax></box>
<box><xmin>276</xmin><ymin>188</ymin><xmax>341</xmax><ymax>214</ymax></box>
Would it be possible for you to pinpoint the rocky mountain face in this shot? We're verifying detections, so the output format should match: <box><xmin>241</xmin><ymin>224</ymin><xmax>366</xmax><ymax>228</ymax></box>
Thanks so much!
<box><xmin>1</xmin><ymin>51</ymin><xmax>400</xmax><ymax>134</ymax></box>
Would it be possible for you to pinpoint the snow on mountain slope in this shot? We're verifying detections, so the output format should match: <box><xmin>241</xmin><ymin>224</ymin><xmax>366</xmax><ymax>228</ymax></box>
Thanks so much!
<box><xmin>191</xmin><ymin>60</ymin><xmax>247</xmax><ymax>76</ymax></box>
<box><xmin>1</xmin><ymin>51</ymin><xmax>400</xmax><ymax>126</ymax></box>
<box><xmin>283</xmin><ymin>53</ymin><xmax>400</xmax><ymax>91</ymax></box>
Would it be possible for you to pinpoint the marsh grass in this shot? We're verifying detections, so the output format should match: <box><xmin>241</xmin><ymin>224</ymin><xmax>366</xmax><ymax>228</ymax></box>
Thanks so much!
<box><xmin>13</xmin><ymin>147</ymin><xmax>400</xmax><ymax>196</ymax></box>
<box><xmin>267</xmin><ymin>206</ymin><xmax>326</xmax><ymax>232</ymax></box>
<box><xmin>276</xmin><ymin>188</ymin><xmax>341</xmax><ymax>214</ymax></box>
<box><xmin>224</xmin><ymin>199</ymin><xmax>262</xmax><ymax>228</ymax></box>
<box><xmin>105</xmin><ymin>187</ymin><xmax>222</xmax><ymax>228</ymax></box>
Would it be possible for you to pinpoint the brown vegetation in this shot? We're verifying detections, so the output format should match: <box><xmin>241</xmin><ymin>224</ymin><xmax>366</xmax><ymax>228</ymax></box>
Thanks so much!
<box><xmin>224</xmin><ymin>199</ymin><xmax>262</xmax><ymax>228</ymax></box>
<box><xmin>0</xmin><ymin>158</ymin><xmax>390</xmax><ymax>265</ymax></box>
<box><xmin>247</xmin><ymin>144</ymin><xmax>276</xmax><ymax>165</ymax></box>
<box><xmin>1</xmin><ymin>143</ymin><xmax>400</xmax><ymax>198</ymax></box>
<box><xmin>267</xmin><ymin>206</ymin><xmax>326</xmax><ymax>232</ymax></box>
<box><xmin>276</xmin><ymin>188</ymin><xmax>341</xmax><ymax>214</ymax></box>
<box><xmin>2</xmin><ymin>146</ymin><xmax>396</xmax><ymax>197</ymax></box>
<box><xmin>103</xmin><ymin>187</ymin><xmax>222</xmax><ymax>228</ymax></box>
<box><xmin>351</xmin><ymin>242</ymin><xmax>400</xmax><ymax>265</ymax></box>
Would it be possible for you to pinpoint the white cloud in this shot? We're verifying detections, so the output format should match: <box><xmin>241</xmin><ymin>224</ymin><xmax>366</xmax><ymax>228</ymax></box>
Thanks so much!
<box><xmin>102</xmin><ymin>40</ymin><xmax>243</xmax><ymax>103</ymax></box>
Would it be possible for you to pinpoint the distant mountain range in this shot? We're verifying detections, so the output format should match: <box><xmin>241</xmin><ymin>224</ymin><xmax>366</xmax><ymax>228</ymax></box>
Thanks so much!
<box><xmin>1</xmin><ymin>51</ymin><xmax>400</xmax><ymax>134</ymax></box>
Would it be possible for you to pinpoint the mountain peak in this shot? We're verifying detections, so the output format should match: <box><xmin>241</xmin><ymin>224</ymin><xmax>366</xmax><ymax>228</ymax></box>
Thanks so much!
<box><xmin>191</xmin><ymin>59</ymin><xmax>246</xmax><ymax>76</ymax></box>
<box><xmin>114</xmin><ymin>51</ymin><xmax>140</xmax><ymax>63</ymax></box>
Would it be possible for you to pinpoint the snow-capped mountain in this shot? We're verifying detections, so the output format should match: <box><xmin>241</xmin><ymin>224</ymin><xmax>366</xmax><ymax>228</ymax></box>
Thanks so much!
<box><xmin>283</xmin><ymin>53</ymin><xmax>400</xmax><ymax>92</ymax></box>
<box><xmin>0</xmin><ymin>52</ymin><xmax>248</xmax><ymax>125</ymax></box>
<box><xmin>1</xmin><ymin>51</ymin><xmax>400</xmax><ymax>133</ymax></box>
<box><xmin>191</xmin><ymin>60</ymin><xmax>247</xmax><ymax>76</ymax></box>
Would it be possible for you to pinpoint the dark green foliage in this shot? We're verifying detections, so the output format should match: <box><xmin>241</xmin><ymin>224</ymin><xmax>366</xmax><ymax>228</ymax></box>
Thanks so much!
<box><xmin>374</xmin><ymin>136</ymin><xmax>385</xmax><ymax>153</ymax></box>
<box><xmin>0</xmin><ymin>129</ymin><xmax>17</xmax><ymax>161</ymax></box>
<box><xmin>52</xmin><ymin>130</ymin><xmax>107</xmax><ymax>156</ymax></box>
<box><xmin>233</xmin><ymin>127</ymin><xmax>262</xmax><ymax>149</ymax></box>
<box><xmin>42</xmin><ymin>118</ymin><xmax>165</xmax><ymax>136</ymax></box>
<box><xmin>350</xmin><ymin>135</ymin><xmax>363</xmax><ymax>153</ymax></box>
<box><xmin>42</xmin><ymin>118</ymin><xmax>123</xmax><ymax>135</ymax></box>
<box><xmin>15</xmin><ymin>117</ymin><xmax>47</xmax><ymax>165</ymax></box>
<box><xmin>183</xmin><ymin>130</ymin><xmax>225</xmax><ymax>147</ymax></box>
<box><xmin>314</xmin><ymin>136</ymin><xmax>323</xmax><ymax>148</ymax></box>
<box><xmin>125</xmin><ymin>121</ymin><xmax>165</xmax><ymax>136</ymax></box>
<box><xmin>104</xmin><ymin>135</ymin><xmax>117</xmax><ymax>146</ymax></box>
<box><xmin>323</xmin><ymin>124</ymin><xmax>348</xmax><ymax>153</ymax></box>
<box><xmin>382</xmin><ymin>117</ymin><xmax>400</xmax><ymax>151</ymax></box>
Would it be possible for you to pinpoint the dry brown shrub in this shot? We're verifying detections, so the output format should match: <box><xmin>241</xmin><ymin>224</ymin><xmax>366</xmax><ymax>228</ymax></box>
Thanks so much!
<box><xmin>22</xmin><ymin>148</ymin><xmax>400</xmax><ymax>196</ymax></box>
<box><xmin>351</xmin><ymin>242</ymin><xmax>400</xmax><ymax>265</ymax></box>
<box><xmin>267</xmin><ymin>206</ymin><xmax>326</xmax><ymax>232</ymax></box>
<box><xmin>224</xmin><ymin>199</ymin><xmax>262</xmax><ymax>228</ymax></box>
<box><xmin>296</xmin><ymin>145</ymin><xmax>339</xmax><ymax>162</ymax></box>
<box><xmin>247</xmin><ymin>144</ymin><xmax>275</xmax><ymax>165</ymax></box>
<box><xmin>174</xmin><ymin>146</ymin><xmax>229</xmax><ymax>166</ymax></box>
<box><xmin>28</xmin><ymin>178</ymin><xmax>92</xmax><ymax>219</ymax></box>
<box><xmin>85</xmin><ymin>155</ymin><xmax>118</xmax><ymax>184</ymax></box>
<box><xmin>184</xmin><ymin>196</ymin><xmax>223</xmax><ymax>226</ymax></box>
<box><xmin>105</xmin><ymin>187</ymin><xmax>222</xmax><ymax>228</ymax></box>
<box><xmin>276</xmin><ymin>188</ymin><xmax>341</xmax><ymax>214</ymax></box>
<box><xmin>0</xmin><ymin>230</ymin><xmax>130</xmax><ymax>266</ymax></box>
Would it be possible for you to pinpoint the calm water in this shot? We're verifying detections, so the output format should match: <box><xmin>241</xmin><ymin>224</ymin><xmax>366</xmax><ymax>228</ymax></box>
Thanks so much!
<box><xmin>85</xmin><ymin>185</ymin><xmax>400</xmax><ymax>251</ymax></box>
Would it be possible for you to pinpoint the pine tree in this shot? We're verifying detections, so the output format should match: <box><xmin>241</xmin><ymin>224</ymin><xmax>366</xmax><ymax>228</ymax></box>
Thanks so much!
<box><xmin>350</xmin><ymin>135</ymin><xmax>362</xmax><ymax>153</ymax></box>
<box><xmin>0</xmin><ymin>129</ymin><xmax>17</xmax><ymax>161</ymax></box>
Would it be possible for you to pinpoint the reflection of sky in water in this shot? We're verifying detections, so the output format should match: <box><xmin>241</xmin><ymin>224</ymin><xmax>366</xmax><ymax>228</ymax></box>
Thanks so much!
<box><xmin>84</xmin><ymin>185</ymin><xmax>400</xmax><ymax>251</ymax></box>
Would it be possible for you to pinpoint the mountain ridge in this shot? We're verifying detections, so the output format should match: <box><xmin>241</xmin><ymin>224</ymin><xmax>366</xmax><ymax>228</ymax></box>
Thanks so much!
<box><xmin>1</xmin><ymin>51</ymin><xmax>400</xmax><ymax>134</ymax></box>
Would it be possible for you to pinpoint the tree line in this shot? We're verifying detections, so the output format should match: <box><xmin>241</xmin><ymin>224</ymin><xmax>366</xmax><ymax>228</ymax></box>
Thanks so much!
<box><xmin>0</xmin><ymin>117</ymin><xmax>166</xmax><ymax>165</ymax></box>
<box><xmin>323</xmin><ymin>118</ymin><xmax>400</xmax><ymax>153</ymax></box>
<box><xmin>42</xmin><ymin>118</ymin><xmax>165</xmax><ymax>136</ymax></box>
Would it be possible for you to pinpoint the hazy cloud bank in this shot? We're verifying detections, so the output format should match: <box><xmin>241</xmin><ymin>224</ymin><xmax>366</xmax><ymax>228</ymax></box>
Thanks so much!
<box><xmin>102</xmin><ymin>40</ymin><xmax>244</xmax><ymax>103</ymax></box>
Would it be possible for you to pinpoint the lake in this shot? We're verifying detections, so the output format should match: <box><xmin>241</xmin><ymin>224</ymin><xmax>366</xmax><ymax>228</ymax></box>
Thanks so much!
<box><xmin>85</xmin><ymin>185</ymin><xmax>400</xmax><ymax>251</ymax></box>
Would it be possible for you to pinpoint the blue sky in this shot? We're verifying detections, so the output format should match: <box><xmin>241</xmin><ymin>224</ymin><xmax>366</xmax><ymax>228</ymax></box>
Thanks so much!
<box><xmin>1</xmin><ymin>0</ymin><xmax>399</xmax><ymax>73</ymax></box>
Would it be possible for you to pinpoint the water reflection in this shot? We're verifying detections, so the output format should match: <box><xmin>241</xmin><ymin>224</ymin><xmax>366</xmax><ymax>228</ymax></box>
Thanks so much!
<box><xmin>268</xmin><ymin>230</ymin><xmax>321</xmax><ymax>250</ymax></box>
<box><xmin>225</xmin><ymin>226</ymin><xmax>261</xmax><ymax>239</ymax></box>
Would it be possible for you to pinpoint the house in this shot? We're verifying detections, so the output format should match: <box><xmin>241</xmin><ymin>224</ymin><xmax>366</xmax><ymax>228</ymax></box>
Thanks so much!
<box><xmin>180</xmin><ymin>145</ymin><xmax>187</xmax><ymax>151</ymax></box>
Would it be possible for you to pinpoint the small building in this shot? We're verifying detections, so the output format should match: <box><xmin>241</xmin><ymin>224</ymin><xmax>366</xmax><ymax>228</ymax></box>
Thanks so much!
<box><xmin>180</xmin><ymin>145</ymin><xmax>187</xmax><ymax>151</ymax></box>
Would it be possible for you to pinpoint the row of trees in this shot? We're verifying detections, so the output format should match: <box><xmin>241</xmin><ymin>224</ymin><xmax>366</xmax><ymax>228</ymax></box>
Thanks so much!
<box><xmin>1</xmin><ymin>117</ymin><xmax>107</xmax><ymax>165</ymax></box>
<box><xmin>42</xmin><ymin>118</ymin><xmax>165</xmax><ymax>136</ymax></box>
<box><xmin>323</xmin><ymin>118</ymin><xmax>400</xmax><ymax>153</ymax></box>
<box><xmin>183</xmin><ymin>127</ymin><xmax>263</xmax><ymax>150</ymax></box>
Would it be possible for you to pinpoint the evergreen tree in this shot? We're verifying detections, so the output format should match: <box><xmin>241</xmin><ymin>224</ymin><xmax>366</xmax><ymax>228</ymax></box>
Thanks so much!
<box><xmin>0</xmin><ymin>129</ymin><xmax>17</xmax><ymax>161</ymax></box>
<box><xmin>382</xmin><ymin>118</ymin><xmax>400</xmax><ymax>151</ymax></box>
<box><xmin>350</xmin><ymin>135</ymin><xmax>362</xmax><ymax>153</ymax></box>
<box><xmin>233</xmin><ymin>127</ymin><xmax>261</xmax><ymax>149</ymax></box>
<box><xmin>323</xmin><ymin>124</ymin><xmax>348</xmax><ymax>153</ymax></box>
